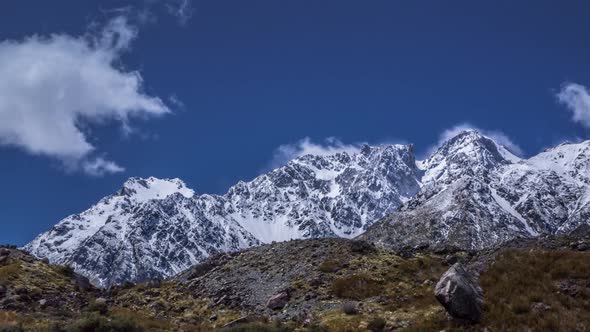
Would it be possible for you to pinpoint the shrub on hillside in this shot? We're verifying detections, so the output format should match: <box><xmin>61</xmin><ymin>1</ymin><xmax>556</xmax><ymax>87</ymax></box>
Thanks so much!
<box><xmin>332</xmin><ymin>274</ymin><xmax>381</xmax><ymax>300</ymax></box>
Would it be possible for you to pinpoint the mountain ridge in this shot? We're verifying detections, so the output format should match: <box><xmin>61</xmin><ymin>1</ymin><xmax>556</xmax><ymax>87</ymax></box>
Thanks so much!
<box><xmin>25</xmin><ymin>142</ymin><xmax>422</xmax><ymax>287</ymax></box>
<box><xmin>25</xmin><ymin>130</ymin><xmax>590</xmax><ymax>287</ymax></box>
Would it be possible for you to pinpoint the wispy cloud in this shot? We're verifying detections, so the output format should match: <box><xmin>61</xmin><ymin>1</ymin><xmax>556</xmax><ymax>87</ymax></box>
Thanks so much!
<box><xmin>81</xmin><ymin>157</ymin><xmax>125</xmax><ymax>176</ymax></box>
<box><xmin>557</xmin><ymin>82</ymin><xmax>590</xmax><ymax>129</ymax></box>
<box><xmin>0</xmin><ymin>16</ymin><xmax>169</xmax><ymax>175</ymax></box>
<box><xmin>165</xmin><ymin>0</ymin><xmax>194</xmax><ymax>26</ymax></box>
<box><xmin>427</xmin><ymin>123</ymin><xmax>524</xmax><ymax>157</ymax></box>
<box><xmin>269</xmin><ymin>137</ymin><xmax>362</xmax><ymax>169</ymax></box>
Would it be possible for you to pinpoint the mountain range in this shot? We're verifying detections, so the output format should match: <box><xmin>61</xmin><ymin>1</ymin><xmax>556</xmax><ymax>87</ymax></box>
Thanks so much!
<box><xmin>24</xmin><ymin>130</ymin><xmax>590</xmax><ymax>287</ymax></box>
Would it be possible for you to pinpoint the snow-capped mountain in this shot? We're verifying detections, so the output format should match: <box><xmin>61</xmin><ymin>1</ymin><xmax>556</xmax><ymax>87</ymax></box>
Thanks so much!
<box><xmin>361</xmin><ymin>130</ymin><xmax>590</xmax><ymax>250</ymax></box>
<box><xmin>25</xmin><ymin>130</ymin><xmax>590</xmax><ymax>286</ymax></box>
<box><xmin>25</xmin><ymin>144</ymin><xmax>421</xmax><ymax>287</ymax></box>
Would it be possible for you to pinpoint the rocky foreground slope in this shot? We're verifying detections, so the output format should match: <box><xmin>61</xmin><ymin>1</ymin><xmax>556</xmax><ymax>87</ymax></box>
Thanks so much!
<box><xmin>26</xmin><ymin>130</ymin><xmax>590</xmax><ymax>287</ymax></box>
<box><xmin>3</xmin><ymin>230</ymin><xmax>590</xmax><ymax>331</ymax></box>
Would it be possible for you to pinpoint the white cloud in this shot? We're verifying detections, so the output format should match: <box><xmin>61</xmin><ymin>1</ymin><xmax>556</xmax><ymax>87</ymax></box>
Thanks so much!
<box><xmin>429</xmin><ymin>123</ymin><xmax>524</xmax><ymax>157</ymax></box>
<box><xmin>81</xmin><ymin>157</ymin><xmax>125</xmax><ymax>176</ymax></box>
<box><xmin>270</xmin><ymin>137</ymin><xmax>362</xmax><ymax>169</ymax></box>
<box><xmin>0</xmin><ymin>16</ymin><xmax>170</xmax><ymax>175</ymax></box>
<box><xmin>557</xmin><ymin>82</ymin><xmax>590</xmax><ymax>129</ymax></box>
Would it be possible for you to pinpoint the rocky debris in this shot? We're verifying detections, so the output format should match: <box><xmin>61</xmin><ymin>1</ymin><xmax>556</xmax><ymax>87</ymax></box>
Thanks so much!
<box><xmin>95</xmin><ymin>297</ymin><xmax>108</xmax><ymax>304</ymax></box>
<box><xmin>222</xmin><ymin>316</ymin><xmax>257</xmax><ymax>328</ymax></box>
<box><xmin>341</xmin><ymin>301</ymin><xmax>359</xmax><ymax>315</ymax></box>
<box><xmin>0</xmin><ymin>246</ymin><xmax>97</xmax><ymax>316</ymax></box>
<box><xmin>435</xmin><ymin>263</ymin><xmax>483</xmax><ymax>323</ymax></box>
<box><xmin>178</xmin><ymin>253</ymin><xmax>237</xmax><ymax>282</ymax></box>
<box><xmin>266</xmin><ymin>291</ymin><xmax>290</xmax><ymax>310</ymax></box>
<box><xmin>570</xmin><ymin>223</ymin><xmax>590</xmax><ymax>237</ymax></box>
<box><xmin>530</xmin><ymin>302</ymin><xmax>551</xmax><ymax>313</ymax></box>
<box><xmin>0</xmin><ymin>248</ymin><xmax>10</xmax><ymax>265</ymax></box>
<box><xmin>555</xmin><ymin>279</ymin><xmax>589</xmax><ymax>297</ymax></box>
<box><xmin>7</xmin><ymin>235</ymin><xmax>590</xmax><ymax>331</ymax></box>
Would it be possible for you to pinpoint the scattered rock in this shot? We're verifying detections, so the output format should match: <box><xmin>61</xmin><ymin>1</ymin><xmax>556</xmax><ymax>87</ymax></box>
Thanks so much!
<box><xmin>222</xmin><ymin>316</ymin><xmax>254</xmax><ymax>328</ymax></box>
<box><xmin>266</xmin><ymin>291</ymin><xmax>290</xmax><ymax>310</ymax></box>
<box><xmin>0</xmin><ymin>285</ymin><xmax>6</xmax><ymax>297</ymax></box>
<box><xmin>530</xmin><ymin>302</ymin><xmax>551</xmax><ymax>313</ymax></box>
<box><xmin>0</xmin><ymin>248</ymin><xmax>10</xmax><ymax>256</ymax></box>
<box><xmin>213</xmin><ymin>294</ymin><xmax>228</xmax><ymax>306</ymax></box>
<box><xmin>146</xmin><ymin>279</ymin><xmax>162</xmax><ymax>288</ymax></box>
<box><xmin>555</xmin><ymin>279</ymin><xmax>587</xmax><ymax>297</ymax></box>
<box><xmin>434</xmin><ymin>263</ymin><xmax>483</xmax><ymax>323</ymax></box>
<box><xmin>72</xmin><ymin>274</ymin><xmax>92</xmax><ymax>291</ymax></box>
<box><xmin>341</xmin><ymin>301</ymin><xmax>359</xmax><ymax>315</ymax></box>
<box><xmin>445</xmin><ymin>254</ymin><xmax>458</xmax><ymax>265</ymax></box>
<box><xmin>209</xmin><ymin>314</ymin><xmax>218</xmax><ymax>321</ymax></box>
<box><xmin>95</xmin><ymin>297</ymin><xmax>107</xmax><ymax>304</ymax></box>
<box><xmin>38</xmin><ymin>299</ymin><xmax>47</xmax><ymax>307</ymax></box>
<box><xmin>15</xmin><ymin>287</ymin><xmax>28</xmax><ymax>295</ymax></box>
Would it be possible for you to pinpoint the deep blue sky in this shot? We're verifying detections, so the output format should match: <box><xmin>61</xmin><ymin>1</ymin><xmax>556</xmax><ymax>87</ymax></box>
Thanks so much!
<box><xmin>1</xmin><ymin>0</ymin><xmax>588</xmax><ymax>245</ymax></box>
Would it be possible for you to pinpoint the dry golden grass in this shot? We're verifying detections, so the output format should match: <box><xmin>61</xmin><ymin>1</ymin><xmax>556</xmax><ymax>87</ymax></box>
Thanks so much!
<box><xmin>480</xmin><ymin>249</ymin><xmax>590</xmax><ymax>331</ymax></box>
<box><xmin>412</xmin><ymin>248</ymin><xmax>590</xmax><ymax>331</ymax></box>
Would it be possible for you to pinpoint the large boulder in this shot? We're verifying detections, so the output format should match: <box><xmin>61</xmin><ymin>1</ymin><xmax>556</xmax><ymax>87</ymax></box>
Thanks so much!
<box><xmin>266</xmin><ymin>291</ymin><xmax>290</xmax><ymax>310</ymax></box>
<box><xmin>72</xmin><ymin>274</ymin><xmax>92</xmax><ymax>291</ymax></box>
<box><xmin>434</xmin><ymin>263</ymin><xmax>483</xmax><ymax>322</ymax></box>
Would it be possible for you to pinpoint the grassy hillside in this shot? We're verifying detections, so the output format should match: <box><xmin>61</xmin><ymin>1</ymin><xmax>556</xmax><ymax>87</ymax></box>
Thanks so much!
<box><xmin>1</xmin><ymin>233</ymin><xmax>589</xmax><ymax>331</ymax></box>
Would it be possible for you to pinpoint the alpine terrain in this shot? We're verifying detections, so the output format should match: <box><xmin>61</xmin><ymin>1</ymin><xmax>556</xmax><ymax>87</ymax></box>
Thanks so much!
<box><xmin>361</xmin><ymin>130</ymin><xmax>590</xmax><ymax>250</ymax></box>
<box><xmin>25</xmin><ymin>130</ymin><xmax>590</xmax><ymax>287</ymax></box>
<box><xmin>25</xmin><ymin>144</ymin><xmax>421</xmax><ymax>287</ymax></box>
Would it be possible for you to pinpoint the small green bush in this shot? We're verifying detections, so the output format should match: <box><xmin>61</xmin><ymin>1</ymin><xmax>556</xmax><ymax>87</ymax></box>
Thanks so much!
<box><xmin>67</xmin><ymin>313</ymin><xmax>143</xmax><ymax>332</ymax></box>
<box><xmin>121</xmin><ymin>281</ymin><xmax>135</xmax><ymax>289</ymax></box>
<box><xmin>367</xmin><ymin>317</ymin><xmax>387</xmax><ymax>332</ymax></box>
<box><xmin>332</xmin><ymin>274</ymin><xmax>381</xmax><ymax>300</ymax></box>
<box><xmin>87</xmin><ymin>300</ymin><xmax>108</xmax><ymax>315</ymax></box>
<box><xmin>350</xmin><ymin>240</ymin><xmax>376</xmax><ymax>254</ymax></box>
<box><xmin>319</xmin><ymin>259</ymin><xmax>341</xmax><ymax>273</ymax></box>
<box><xmin>220</xmin><ymin>322</ymin><xmax>294</xmax><ymax>332</ymax></box>
<box><xmin>57</xmin><ymin>265</ymin><xmax>74</xmax><ymax>277</ymax></box>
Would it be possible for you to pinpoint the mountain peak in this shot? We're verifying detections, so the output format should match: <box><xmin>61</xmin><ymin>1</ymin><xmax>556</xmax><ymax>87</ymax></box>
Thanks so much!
<box><xmin>119</xmin><ymin>176</ymin><xmax>194</xmax><ymax>202</ymax></box>
<box><xmin>420</xmin><ymin>130</ymin><xmax>514</xmax><ymax>185</ymax></box>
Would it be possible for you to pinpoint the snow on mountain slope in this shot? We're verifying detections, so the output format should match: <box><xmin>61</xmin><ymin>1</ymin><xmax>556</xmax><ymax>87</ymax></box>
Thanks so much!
<box><xmin>419</xmin><ymin>130</ymin><xmax>519</xmax><ymax>187</ymax></box>
<box><xmin>362</xmin><ymin>132</ymin><xmax>590</xmax><ymax>250</ymax></box>
<box><xmin>25</xmin><ymin>144</ymin><xmax>421</xmax><ymax>287</ymax></box>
